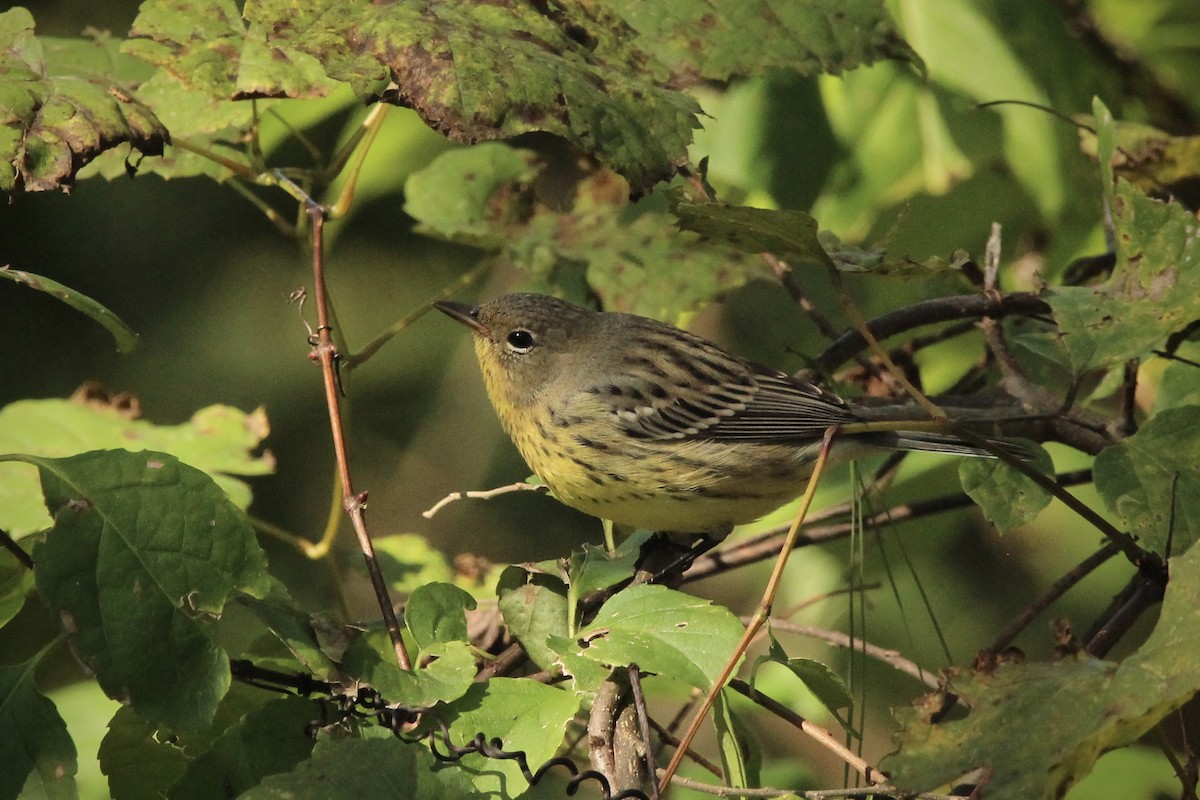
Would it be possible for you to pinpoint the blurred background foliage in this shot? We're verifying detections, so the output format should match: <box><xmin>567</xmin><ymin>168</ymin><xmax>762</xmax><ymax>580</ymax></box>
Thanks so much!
<box><xmin>3</xmin><ymin>0</ymin><xmax>1199</xmax><ymax>797</ymax></box>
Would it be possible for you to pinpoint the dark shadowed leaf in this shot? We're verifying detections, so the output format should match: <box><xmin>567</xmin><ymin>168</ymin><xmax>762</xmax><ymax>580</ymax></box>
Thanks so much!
<box><xmin>18</xmin><ymin>450</ymin><xmax>271</xmax><ymax>731</ymax></box>
<box><xmin>0</xmin><ymin>654</ymin><xmax>77</xmax><ymax>800</ymax></box>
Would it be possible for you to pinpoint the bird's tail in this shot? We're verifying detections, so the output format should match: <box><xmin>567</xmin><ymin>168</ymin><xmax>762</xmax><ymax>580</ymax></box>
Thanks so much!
<box><xmin>865</xmin><ymin>430</ymin><xmax>1035</xmax><ymax>460</ymax></box>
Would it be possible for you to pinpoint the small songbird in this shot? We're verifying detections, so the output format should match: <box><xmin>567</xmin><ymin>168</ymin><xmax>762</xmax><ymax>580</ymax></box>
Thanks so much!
<box><xmin>434</xmin><ymin>293</ymin><xmax>1004</xmax><ymax>536</ymax></box>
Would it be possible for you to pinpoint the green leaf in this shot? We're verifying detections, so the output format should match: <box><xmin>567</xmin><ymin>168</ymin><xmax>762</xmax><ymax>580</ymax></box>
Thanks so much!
<box><xmin>403</xmin><ymin>144</ymin><xmax>539</xmax><ymax>247</ymax></box>
<box><xmin>546</xmin><ymin>633</ymin><xmax>611</xmax><ymax>695</ymax></box>
<box><xmin>18</xmin><ymin>450</ymin><xmax>271</xmax><ymax>731</ymax></box>
<box><xmin>0</xmin><ymin>398</ymin><xmax>273</xmax><ymax>536</ymax></box>
<box><xmin>0</xmin><ymin>266</ymin><xmax>138</xmax><ymax>353</ymax></box>
<box><xmin>605</xmin><ymin>0</ymin><xmax>921</xmax><ymax>83</ymax></box>
<box><xmin>895</xmin><ymin>0</ymin><xmax>1062</xmax><ymax>216</ymax></box>
<box><xmin>237</xmin><ymin>581</ymin><xmax>342</xmax><ymax>682</ymax></box>
<box><xmin>343</xmin><ymin>637</ymin><xmax>475</xmax><ymax>707</ymax></box>
<box><xmin>404</xmin><ymin>582</ymin><xmax>476</xmax><ymax>653</ymax></box>
<box><xmin>884</xmin><ymin>538</ymin><xmax>1200</xmax><ymax>800</ymax></box>
<box><xmin>813</xmin><ymin>63</ymin><xmax>975</xmax><ymax>238</ymax></box>
<box><xmin>1079</xmin><ymin>115</ymin><xmax>1200</xmax><ymax>199</ymax></box>
<box><xmin>673</xmin><ymin>201</ymin><xmax>832</xmax><ymax>267</ymax></box>
<box><xmin>98</xmin><ymin>707</ymin><xmax>187</xmax><ymax>800</ymax></box>
<box><xmin>575</xmin><ymin>584</ymin><xmax>744</xmax><ymax>690</ymax></box>
<box><xmin>122</xmin><ymin>0</ymin><xmax>337</xmax><ymax>100</ymax></box>
<box><xmin>1093</xmin><ymin>407</ymin><xmax>1200</xmax><ymax>556</ymax></box>
<box><xmin>0</xmin><ymin>8</ymin><xmax>169</xmax><ymax>192</ymax></box>
<box><xmin>1155</xmin><ymin>342</ymin><xmax>1200</xmax><ymax>413</ymax></box>
<box><xmin>495</xmin><ymin>567</ymin><xmax>569</xmax><ymax>673</ymax></box>
<box><xmin>566</xmin><ymin>539</ymin><xmax>643</xmax><ymax>627</ymax></box>
<box><xmin>959</xmin><ymin>442</ymin><xmax>1054</xmax><ymax>533</ymax></box>
<box><xmin>166</xmin><ymin>696</ymin><xmax>321</xmax><ymax>800</ymax></box>
<box><xmin>376</xmin><ymin>534</ymin><xmax>455</xmax><ymax>595</ymax></box>
<box><xmin>405</xmin><ymin>144</ymin><xmax>766</xmax><ymax>323</ymax></box>
<box><xmin>435</xmin><ymin>678</ymin><xmax>581</xmax><ymax>797</ymax></box>
<box><xmin>0</xmin><ymin>654</ymin><xmax>77</xmax><ymax>800</ymax></box>
<box><xmin>712</xmin><ymin>688</ymin><xmax>757</xmax><ymax>792</ymax></box>
<box><xmin>1048</xmin><ymin>181</ymin><xmax>1200</xmax><ymax>375</ymax></box>
<box><xmin>761</xmin><ymin>635</ymin><xmax>855</xmax><ymax>734</ymax></box>
<box><xmin>248</xmin><ymin>0</ymin><xmax>700</xmax><ymax>189</ymax></box>
<box><xmin>240</xmin><ymin>736</ymin><xmax>482</xmax><ymax>799</ymax></box>
<box><xmin>0</xmin><ymin>556</ymin><xmax>34</xmax><ymax>630</ymax></box>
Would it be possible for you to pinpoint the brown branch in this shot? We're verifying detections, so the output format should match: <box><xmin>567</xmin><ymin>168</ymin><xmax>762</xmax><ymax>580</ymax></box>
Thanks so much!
<box><xmin>1085</xmin><ymin>568</ymin><xmax>1166</xmax><ymax>658</ymax></box>
<box><xmin>813</xmin><ymin>292</ymin><xmax>1051</xmax><ymax>374</ymax></box>
<box><xmin>728</xmin><ymin>679</ymin><xmax>889</xmax><ymax>787</ymax></box>
<box><xmin>762</xmin><ymin>619</ymin><xmax>940</xmax><ymax>689</ymax></box>
<box><xmin>982</xmin><ymin>541</ymin><xmax>1119</xmax><ymax>656</ymax></box>
<box><xmin>299</xmin><ymin>190</ymin><xmax>410</xmax><ymax>671</ymax></box>
<box><xmin>646</xmin><ymin>717</ymin><xmax>723</xmax><ymax>778</ymax></box>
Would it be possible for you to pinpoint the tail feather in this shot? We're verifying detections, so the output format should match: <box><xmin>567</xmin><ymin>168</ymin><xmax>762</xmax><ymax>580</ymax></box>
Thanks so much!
<box><xmin>867</xmin><ymin>431</ymin><xmax>1035</xmax><ymax>460</ymax></box>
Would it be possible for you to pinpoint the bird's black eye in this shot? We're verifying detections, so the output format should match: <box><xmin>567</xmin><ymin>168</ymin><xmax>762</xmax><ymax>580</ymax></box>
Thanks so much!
<box><xmin>506</xmin><ymin>329</ymin><xmax>535</xmax><ymax>353</ymax></box>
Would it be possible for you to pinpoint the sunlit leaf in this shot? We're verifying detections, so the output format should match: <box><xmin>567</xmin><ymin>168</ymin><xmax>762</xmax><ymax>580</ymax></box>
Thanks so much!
<box><xmin>0</xmin><ymin>397</ymin><xmax>273</xmax><ymax>536</ymax></box>
<box><xmin>575</xmin><ymin>584</ymin><xmax>744</xmax><ymax>690</ymax></box>
<box><xmin>0</xmin><ymin>8</ymin><xmax>168</xmax><ymax>192</ymax></box>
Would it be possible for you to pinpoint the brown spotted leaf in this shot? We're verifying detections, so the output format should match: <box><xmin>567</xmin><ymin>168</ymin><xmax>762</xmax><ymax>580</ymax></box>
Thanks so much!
<box><xmin>0</xmin><ymin>8</ymin><xmax>167</xmax><ymax>192</ymax></box>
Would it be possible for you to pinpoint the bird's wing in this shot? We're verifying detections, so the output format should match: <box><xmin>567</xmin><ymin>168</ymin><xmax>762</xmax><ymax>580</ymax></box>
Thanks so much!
<box><xmin>592</xmin><ymin>355</ymin><xmax>857</xmax><ymax>443</ymax></box>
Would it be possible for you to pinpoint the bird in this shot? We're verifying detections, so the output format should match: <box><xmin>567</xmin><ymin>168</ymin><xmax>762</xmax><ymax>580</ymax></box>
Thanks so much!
<box><xmin>434</xmin><ymin>293</ymin><xmax>1009</xmax><ymax>536</ymax></box>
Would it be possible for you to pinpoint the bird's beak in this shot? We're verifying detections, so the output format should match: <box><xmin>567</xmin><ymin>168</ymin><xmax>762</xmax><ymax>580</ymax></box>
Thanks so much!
<box><xmin>432</xmin><ymin>300</ymin><xmax>491</xmax><ymax>339</ymax></box>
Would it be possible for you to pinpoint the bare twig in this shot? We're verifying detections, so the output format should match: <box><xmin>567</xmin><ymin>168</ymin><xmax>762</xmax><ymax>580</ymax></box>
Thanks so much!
<box><xmin>646</xmin><ymin>716</ymin><xmax>723</xmax><ymax>778</ymax></box>
<box><xmin>728</xmin><ymin>679</ymin><xmax>890</xmax><ymax>787</ymax></box>
<box><xmin>422</xmin><ymin>482</ymin><xmax>550</xmax><ymax>518</ymax></box>
<box><xmin>0</xmin><ymin>529</ymin><xmax>33</xmax><ymax>570</ymax></box>
<box><xmin>1084</xmin><ymin>570</ymin><xmax>1166</xmax><ymax>658</ymax></box>
<box><xmin>983</xmin><ymin>541</ymin><xmax>1119</xmax><ymax>656</ymax></box>
<box><xmin>813</xmin><ymin>292</ymin><xmax>1051</xmax><ymax>375</ymax></box>
<box><xmin>348</xmin><ymin>259</ymin><xmax>492</xmax><ymax>370</ymax></box>
<box><xmin>291</xmin><ymin>180</ymin><xmax>410</xmax><ymax>671</ymax></box>
<box><xmin>761</xmin><ymin>619</ymin><xmax>940</xmax><ymax>689</ymax></box>
<box><xmin>628</xmin><ymin>666</ymin><xmax>661</xmax><ymax>800</ymax></box>
<box><xmin>660</xmin><ymin>429</ymin><xmax>838</xmax><ymax>793</ymax></box>
<box><xmin>659</xmin><ymin>773</ymin><xmax>794</xmax><ymax>797</ymax></box>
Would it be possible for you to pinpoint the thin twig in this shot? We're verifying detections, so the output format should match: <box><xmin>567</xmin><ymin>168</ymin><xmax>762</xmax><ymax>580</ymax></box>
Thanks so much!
<box><xmin>0</xmin><ymin>529</ymin><xmax>33</xmax><ymax>570</ymax></box>
<box><xmin>982</xmin><ymin>541</ymin><xmax>1119</xmax><ymax>655</ymax></box>
<box><xmin>814</xmin><ymin>292</ymin><xmax>1051</xmax><ymax>375</ymax></box>
<box><xmin>628</xmin><ymin>665</ymin><xmax>661</xmax><ymax>800</ymax></box>
<box><xmin>659</xmin><ymin>429</ymin><xmax>838</xmax><ymax>793</ymax></box>
<box><xmin>422</xmin><ymin>482</ymin><xmax>550</xmax><ymax>518</ymax></box>
<box><xmin>646</xmin><ymin>717</ymin><xmax>723</xmax><ymax>778</ymax></box>
<box><xmin>1084</xmin><ymin>570</ymin><xmax>1166</xmax><ymax>658</ymax></box>
<box><xmin>760</xmin><ymin>619</ymin><xmax>939</xmax><ymax>689</ymax></box>
<box><xmin>728</xmin><ymin>679</ymin><xmax>889</xmax><ymax>787</ymax></box>
<box><xmin>296</xmin><ymin>183</ymin><xmax>410</xmax><ymax>670</ymax></box>
<box><xmin>659</xmin><ymin>773</ymin><xmax>794</xmax><ymax>797</ymax></box>
<box><xmin>347</xmin><ymin>259</ymin><xmax>492</xmax><ymax>370</ymax></box>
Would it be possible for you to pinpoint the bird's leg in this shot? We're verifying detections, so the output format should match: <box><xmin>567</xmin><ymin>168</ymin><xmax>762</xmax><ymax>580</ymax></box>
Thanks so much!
<box><xmin>633</xmin><ymin>531</ymin><xmax>722</xmax><ymax>587</ymax></box>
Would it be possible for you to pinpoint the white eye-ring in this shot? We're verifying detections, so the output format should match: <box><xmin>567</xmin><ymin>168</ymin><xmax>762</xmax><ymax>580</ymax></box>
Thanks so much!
<box><xmin>505</xmin><ymin>329</ymin><xmax>535</xmax><ymax>353</ymax></box>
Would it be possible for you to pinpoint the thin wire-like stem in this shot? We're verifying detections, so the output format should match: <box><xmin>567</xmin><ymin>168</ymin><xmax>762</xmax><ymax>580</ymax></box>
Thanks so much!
<box><xmin>347</xmin><ymin>259</ymin><xmax>492</xmax><ymax>370</ymax></box>
<box><xmin>762</xmin><ymin>619</ymin><xmax>939</xmax><ymax>689</ymax></box>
